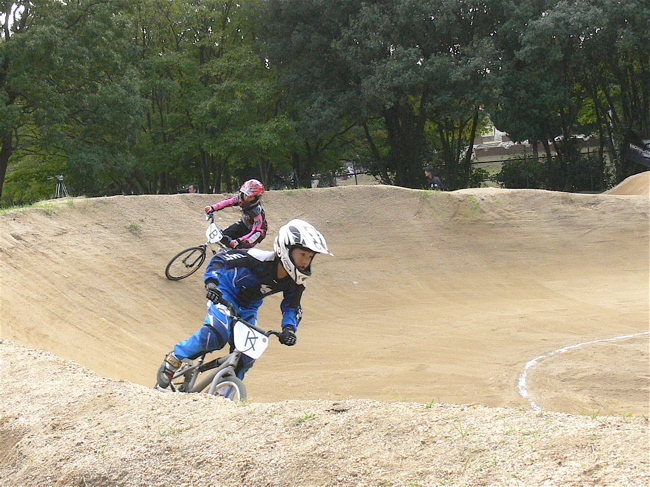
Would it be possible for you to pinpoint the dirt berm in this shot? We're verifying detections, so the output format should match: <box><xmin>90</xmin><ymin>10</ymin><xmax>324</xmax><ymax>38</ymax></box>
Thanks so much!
<box><xmin>1</xmin><ymin>173</ymin><xmax>648</xmax><ymax>486</ymax></box>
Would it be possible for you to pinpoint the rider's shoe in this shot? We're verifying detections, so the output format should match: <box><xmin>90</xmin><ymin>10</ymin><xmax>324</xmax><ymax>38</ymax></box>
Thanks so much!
<box><xmin>156</xmin><ymin>352</ymin><xmax>182</xmax><ymax>389</ymax></box>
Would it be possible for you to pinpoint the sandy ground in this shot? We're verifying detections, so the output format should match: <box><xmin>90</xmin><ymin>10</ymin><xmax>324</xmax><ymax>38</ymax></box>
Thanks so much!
<box><xmin>0</xmin><ymin>171</ymin><xmax>648</xmax><ymax>486</ymax></box>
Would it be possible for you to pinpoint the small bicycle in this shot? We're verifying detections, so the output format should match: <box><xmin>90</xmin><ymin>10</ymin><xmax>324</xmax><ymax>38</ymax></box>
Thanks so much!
<box><xmin>165</xmin><ymin>213</ymin><xmax>228</xmax><ymax>281</ymax></box>
<box><xmin>156</xmin><ymin>300</ymin><xmax>280</xmax><ymax>402</ymax></box>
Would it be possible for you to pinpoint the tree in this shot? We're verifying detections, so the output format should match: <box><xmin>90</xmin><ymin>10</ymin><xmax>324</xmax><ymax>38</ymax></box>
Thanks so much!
<box><xmin>259</xmin><ymin>0</ymin><xmax>364</xmax><ymax>188</ymax></box>
<box><xmin>491</xmin><ymin>0</ymin><xmax>650</xmax><ymax>188</ymax></box>
<box><xmin>261</xmin><ymin>0</ymin><xmax>506</xmax><ymax>190</ymax></box>
<box><xmin>583</xmin><ymin>0</ymin><xmax>650</xmax><ymax>180</ymax></box>
<box><xmin>131</xmin><ymin>0</ymin><xmax>291</xmax><ymax>194</ymax></box>
<box><xmin>1</xmin><ymin>1</ymin><xmax>33</xmax><ymax>202</ymax></box>
<box><xmin>1</xmin><ymin>0</ymin><xmax>145</xmax><ymax>203</ymax></box>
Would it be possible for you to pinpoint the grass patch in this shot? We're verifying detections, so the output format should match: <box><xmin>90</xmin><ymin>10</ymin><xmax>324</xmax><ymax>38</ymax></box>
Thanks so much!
<box><xmin>126</xmin><ymin>221</ymin><xmax>143</xmax><ymax>235</ymax></box>
<box><xmin>453</xmin><ymin>418</ymin><xmax>470</xmax><ymax>438</ymax></box>
<box><xmin>158</xmin><ymin>424</ymin><xmax>193</xmax><ymax>436</ymax></box>
<box><xmin>293</xmin><ymin>413</ymin><xmax>315</xmax><ymax>426</ymax></box>
<box><xmin>0</xmin><ymin>204</ymin><xmax>30</xmax><ymax>215</ymax></box>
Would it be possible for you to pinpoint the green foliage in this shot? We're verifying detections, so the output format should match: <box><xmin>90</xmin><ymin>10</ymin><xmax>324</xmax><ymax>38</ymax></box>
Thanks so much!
<box><xmin>496</xmin><ymin>156</ymin><xmax>546</xmax><ymax>189</ymax></box>
<box><xmin>490</xmin><ymin>0</ymin><xmax>650</xmax><ymax>183</ymax></box>
<box><xmin>496</xmin><ymin>152</ymin><xmax>611</xmax><ymax>191</ymax></box>
<box><xmin>1</xmin><ymin>0</ymin><xmax>147</xmax><ymax>204</ymax></box>
<box><xmin>129</xmin><ymin>0</ymin><xmax>293</xmax><ymax>193</ymax></box>
<box><xmin>469</xmin><ymin>166</ymin><xmax>490</xmax><ymax>188</ymax></box>
<box><xmin>1</xmin><ymin>0</ymin><xmax>647</xmax><ymax>203</ymax></box>
<box><xmin>4</xmin><ymin>154</ymin><xmax>68</xmax><ymax>205</ymax></box>
<box><xmin>262</xmin><ymin>0</ymin><xmax>508</xmax><ymax>189</ymax></box>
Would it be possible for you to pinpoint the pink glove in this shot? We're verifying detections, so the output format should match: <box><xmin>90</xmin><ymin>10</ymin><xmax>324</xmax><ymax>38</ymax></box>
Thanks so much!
<box><xmin>204</xmin><ymin>205</ymin><xmax>215</xmax><ymax>214</ymax></box>
<box><xmin>229</xmin><ymin>239</ymin><xmax>238</xmax><ymax>248</ymax></box>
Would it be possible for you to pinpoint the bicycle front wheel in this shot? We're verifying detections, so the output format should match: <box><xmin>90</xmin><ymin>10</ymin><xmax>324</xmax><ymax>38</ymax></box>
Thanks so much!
<box><xmin>165</xmin><ymin>246</ymin><xmax>206</xmax><ymax>281</ymax></box>
<box><xmin>202</xmin><ymin>376</ymin><xmax>247</xmax><ymax>402</ymax></box>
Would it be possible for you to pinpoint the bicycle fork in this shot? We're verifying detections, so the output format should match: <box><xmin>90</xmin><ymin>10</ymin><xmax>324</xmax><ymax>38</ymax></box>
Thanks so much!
<box><xmin>192</xmin><ymin>351</ymin><xmax>242</xmax><ymax>394</ymax></box>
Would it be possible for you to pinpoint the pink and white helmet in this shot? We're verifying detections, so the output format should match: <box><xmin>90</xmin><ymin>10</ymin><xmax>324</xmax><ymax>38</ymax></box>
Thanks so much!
<box><xmin>239</xmin><ymin>179</ymin><xmax>265</xmax><ymax>198</ymax></box>
<box><xmin>274</xmin><ymin>219</ymin><xmax>333</xmax><ymax>285</ymax></box>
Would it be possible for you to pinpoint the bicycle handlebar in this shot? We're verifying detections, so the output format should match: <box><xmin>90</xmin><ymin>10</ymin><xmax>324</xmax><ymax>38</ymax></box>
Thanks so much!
<box><xmin>211</xmin><ymin>295</ymin><xmax>280</xmax><ymax>338</ymax></box>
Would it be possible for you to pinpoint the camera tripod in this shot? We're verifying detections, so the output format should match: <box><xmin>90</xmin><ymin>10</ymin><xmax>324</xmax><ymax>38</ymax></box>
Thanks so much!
<box><xmin>48</xmin><ymin>175</ymin><xmax>70</xmax><ymax>198</ymax></box>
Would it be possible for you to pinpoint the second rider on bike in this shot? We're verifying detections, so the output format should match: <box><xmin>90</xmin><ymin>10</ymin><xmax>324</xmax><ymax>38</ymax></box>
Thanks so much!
<box><xmin>156</xmin><ymin>219</ymin><xmax>333</xmax><ymax>389</ymax></box>
<box><xmin>204</xmin><ymin>179</ymin><xmax>267</xmax><ymax>249</ymax></box>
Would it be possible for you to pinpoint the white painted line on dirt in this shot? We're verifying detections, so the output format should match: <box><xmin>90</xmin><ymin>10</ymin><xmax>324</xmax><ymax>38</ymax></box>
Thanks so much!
<box><xmin>517</xmin><ymin>331</ymin><xmax>650</xmax><ymax>412</ymax></box>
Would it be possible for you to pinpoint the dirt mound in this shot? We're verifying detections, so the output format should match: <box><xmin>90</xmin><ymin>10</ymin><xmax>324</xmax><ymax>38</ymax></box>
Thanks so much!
<box><xmin>1</xmin><ymin>338</ymin><xmax>647</xmax><ymax>487</ymax></box>
<box><xmin>605</xmin><ymin>170</ymin><xmax>650</xmax><ymax>196</ymax></box>
<box><xmin>0</xmin><ymin>185</ymin><xmax>648</xmax><ymax>485</ymax></box>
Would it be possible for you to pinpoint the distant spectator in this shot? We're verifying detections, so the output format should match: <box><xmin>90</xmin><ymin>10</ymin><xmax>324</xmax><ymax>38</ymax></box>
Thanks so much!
<box><xmin>179</xmin><ymin>184</ymin><xmax>200</xmax><ymax>194</ymax></box>
<box><xmin>424</xmin><ymin>166</ymin><xmax>444</xmax><ymax>191</ymax></box>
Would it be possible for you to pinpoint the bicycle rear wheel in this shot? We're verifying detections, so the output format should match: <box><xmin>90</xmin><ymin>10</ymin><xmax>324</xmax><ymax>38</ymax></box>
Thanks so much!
<box><xmin>165</xmin><ymin>246</ymin><xmax>206</xmax><ymax>281</ymax></box>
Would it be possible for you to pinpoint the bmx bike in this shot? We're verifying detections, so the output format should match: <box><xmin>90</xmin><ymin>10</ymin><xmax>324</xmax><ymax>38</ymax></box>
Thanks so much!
<box><xmin>164</xmin><ymin>213</ymin><xmax>228</xmax><ymax>281</ymax></box>
<box><xmin>155</xmin><ymin>299</ymin><xmax>280</xmax><ymax>402</ymax></box>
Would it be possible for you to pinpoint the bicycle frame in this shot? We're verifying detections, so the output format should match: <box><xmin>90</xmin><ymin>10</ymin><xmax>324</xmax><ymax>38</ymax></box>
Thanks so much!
<box><xmin>169</xmin><ymin>302</ymin><xmax>279</xmax><ymax>397</ymax></box>
<box><xmin>191</xmin><ymin>349</ymin><xmax>241</xmax><ymax>395</ymax></box>
<box><xmin>164</xmin><ymin>214</ymin><xmax>230</xmax><ymax>281</ymax></box>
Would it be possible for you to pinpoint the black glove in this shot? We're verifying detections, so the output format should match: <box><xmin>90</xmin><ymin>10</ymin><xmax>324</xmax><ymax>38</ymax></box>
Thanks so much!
<box><xmin>205</xmin><ymin>280</ymin><xmax>222</xmax><ymax>304</ymax></box>
<box><xmin>278</xmin><ymin>327</ymin><xmax>297</xmax><ymax>346</ymax></box>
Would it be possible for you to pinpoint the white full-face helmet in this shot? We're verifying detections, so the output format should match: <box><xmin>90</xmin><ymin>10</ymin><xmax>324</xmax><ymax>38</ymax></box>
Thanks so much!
<box><xmin>274</xmin><ymin>219</ymin><xmax>333</xmax><ymax>285</ymax></box>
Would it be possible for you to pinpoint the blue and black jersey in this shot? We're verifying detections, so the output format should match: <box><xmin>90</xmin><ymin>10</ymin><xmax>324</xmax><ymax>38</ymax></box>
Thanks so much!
<box><xmin>204</xmin><ymin>248</ymin><xmax>304</xmax><ymax>330</ymax></box>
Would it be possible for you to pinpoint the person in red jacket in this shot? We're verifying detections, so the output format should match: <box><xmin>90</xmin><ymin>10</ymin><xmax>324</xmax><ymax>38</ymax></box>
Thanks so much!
<box><xmin>205</xmin><ymin>179</ymin><xmax>268</xmax><ymax>249</ymax></box>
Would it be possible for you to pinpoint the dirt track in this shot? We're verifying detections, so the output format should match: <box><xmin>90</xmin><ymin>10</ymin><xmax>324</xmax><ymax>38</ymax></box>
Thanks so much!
<box><xmin>0</xmin><ymin>173</ymin><xmax>648</xmax><ymax>486</ymax></box>
<box><xmin>1</xmin><ymin>176</ymin><xmax>648</xmax><ymax>413</ymax></box>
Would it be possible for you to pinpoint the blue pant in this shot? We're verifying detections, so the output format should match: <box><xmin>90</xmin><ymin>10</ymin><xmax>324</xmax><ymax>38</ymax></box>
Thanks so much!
<box><xmin>173</xmin><ymin>293</ymin><xmax>261</xmax><ymax>379</ymax></box>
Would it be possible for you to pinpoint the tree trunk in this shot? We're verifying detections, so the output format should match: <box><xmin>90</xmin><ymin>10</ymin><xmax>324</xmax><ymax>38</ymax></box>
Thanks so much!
<box><xmin>0</xmin><ymin>132</ymin><xmax>13</xmax><ymax>201</ymax></box>
<box><xmin>362</xmin><ymin>121</ymin><xmax>390</xmax><ymax>184</ymax></box>
<box><xmin>461</xmin><ymin>109</ymin><xmax>480</xmax><ymax>187</ymax></box>
<box><xmin>383</xmin><ymin>104</ymin><xmax>425</xmax><ymax>188</ymax></box>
